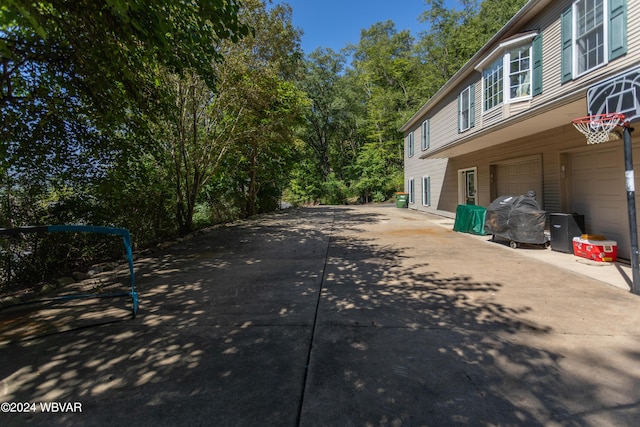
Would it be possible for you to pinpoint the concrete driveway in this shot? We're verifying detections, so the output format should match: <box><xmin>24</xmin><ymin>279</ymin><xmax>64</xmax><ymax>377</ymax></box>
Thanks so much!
<box><xmin>1</xmin><ymin>205</ymin><xmax>640</xmax><ymax>426</ymax></box>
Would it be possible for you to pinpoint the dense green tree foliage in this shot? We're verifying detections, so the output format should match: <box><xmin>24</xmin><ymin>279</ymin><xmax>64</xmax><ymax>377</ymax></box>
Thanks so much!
<box><xmin>289</xmin><ymin>0</ymin><xmax>528</xmax><ymax>205</ymax></box>
<box><xmin>1</xmin><ymin>0</ymin><xmax>527</xmax><ymax>289</ymax></box>
<box><xmin>0</xmin><ymin>0</ymin><xmax>257</xmax><ymax>286</ymax></box>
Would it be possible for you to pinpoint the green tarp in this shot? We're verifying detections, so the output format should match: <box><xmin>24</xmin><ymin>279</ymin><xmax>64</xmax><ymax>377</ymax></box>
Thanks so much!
<box><xmin>453</xmin><ymin>204</ymin><xmax>487</xmax><ymax>235</ymax></box>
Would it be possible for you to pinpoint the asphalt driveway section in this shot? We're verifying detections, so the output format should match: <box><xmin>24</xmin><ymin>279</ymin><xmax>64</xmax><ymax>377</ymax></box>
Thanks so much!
<box><xmin>1</xmin><ymin>205</ymin><xmax>640</xmax><ymax>426</ymax></box>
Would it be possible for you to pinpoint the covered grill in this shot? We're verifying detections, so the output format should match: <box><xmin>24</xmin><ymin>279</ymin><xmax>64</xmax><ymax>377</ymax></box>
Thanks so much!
<box><xmin>484</xmin><ymin>192</ymin><xmax>549</xmax><ymax>248</ymax></box>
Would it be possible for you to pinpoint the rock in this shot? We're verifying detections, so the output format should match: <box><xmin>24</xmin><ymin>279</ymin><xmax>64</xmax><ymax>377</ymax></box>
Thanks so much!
<box><xmin>157</xmin><ymin>241</ymin><xmax>173</xmax><ymax>250</ymax></box>
<box><xmin>0</xmin><ymin>296</ymin><xmax>21</xmax><ymax>308</ymax></box>
<box><xmin>72</xmin><ymin>271</ymin><xmax>90</xmax><ymax>281</ymax></box>
<box><xmin>55</xmin><ymin>277</ymin><xmax>75</xmax><ymax>286</ymax></box>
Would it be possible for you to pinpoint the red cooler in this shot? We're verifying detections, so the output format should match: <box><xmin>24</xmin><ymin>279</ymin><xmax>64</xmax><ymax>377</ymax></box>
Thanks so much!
<box><xmin>572</xmin><ymin>237</ymin><xmax>618</xmax><ymax>262</ymax></box>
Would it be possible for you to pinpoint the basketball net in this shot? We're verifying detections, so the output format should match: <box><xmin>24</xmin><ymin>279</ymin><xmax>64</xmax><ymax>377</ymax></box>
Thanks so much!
<box><xmin>572</xmin><ymin>113</ymin><xmax>625</xmax><ymax>145</ymax></box>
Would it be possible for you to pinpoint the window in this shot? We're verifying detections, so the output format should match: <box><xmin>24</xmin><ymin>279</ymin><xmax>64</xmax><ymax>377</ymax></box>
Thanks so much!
<box><xmin>477</xmin><ymin>32</ymin><xmax>541</xmax><ymax>113</ymax></box>
<box><xmin>422</xmin><ymin>176</ymin><xmax>431</xmax><ymax>206</ymax></box>
<box><xmin>483</xmin><ymin>59</ymin><xmax>503</xmax><ymax>111</ymax></box>
<box><xmin>421</xmin><ymin>119</ymin><xmax>430</xmax><ymax>150</ymax></box>
<box><xmin>408</xmin><ymin>178</ymin><xmax>415</xmax><ymax>204</ymax></box>
<box><xmin>509</xmin><ymin>45</ymin><xmax>531</xmax><ymax>99</ymax></box>
<box><xmin>562</xmin><ymin>0</ymin><xmax>627</xmax><ymax>83</ymax></box>
<box><xmin>407</xmin><ymin>131</ymin><xmax>414</xmax><ymax>157</ymax></box>
<box><xmin>576</xmin><ymin>0</ymin><xmax>605</xmax><ymax>75</ymax></box>
<box><xmin>458</xmin><ymin>85</ymin><xmax>474</xmax><ymax>132</ymax></box>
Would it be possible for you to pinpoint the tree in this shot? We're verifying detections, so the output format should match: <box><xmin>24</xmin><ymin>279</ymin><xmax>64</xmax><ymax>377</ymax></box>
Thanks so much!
<box><xmin>415</xmin><ymin>0</ymin><xmax>528</xmax><ymax>94</ymax></box>
<box><xmin>0</xmin><ymin>1</ymin><xmax>250</xmax><ymax>286</ymax></box>
<box><xmin>349</xmin><ymin>21</ymin><xmax>421</xmax><ymax>199</ymax></box>
<box><xmin>299</xmin><ymin>48</ymin><xmax>347</xmax><ymax>182</ymax></box>
<box><xmin>219</xmin><ymin>0</ymin><xmax>305</xmax><ymax>217</ymax></box>
<box><xmin>157</xmin><ymin>70</ymin><xmax>247</xmax><ymax>232</ymax></box>
<box><xmin>1</xmin><ymin>1</ymin><xmax>251</xmax><ymax>232</ymax></box>
<box><xmin>416</xmin><ymin>0</ymin><xmax>478</xmax><ymax>87</ymax></box>
<box><xmin>1</xmin><ymin>0</ymin><xmax>251</xmax><ymax>113</ymax></box>
<box><xmin>153</xmin><ymin>0</ymin><xmax>305</xmax><ymax>229</ymax></box>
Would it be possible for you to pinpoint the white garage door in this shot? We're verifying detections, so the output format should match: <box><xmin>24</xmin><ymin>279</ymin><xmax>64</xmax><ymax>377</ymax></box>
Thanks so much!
<box><xmin>495</xmin><ymin>156</ymin><xmax>543</xmax><ymax>204</ymax></box>
<box><xmin>570</xmin><ymin>146</ymin><xmax>630</xmax><ymax>259</ymax></box>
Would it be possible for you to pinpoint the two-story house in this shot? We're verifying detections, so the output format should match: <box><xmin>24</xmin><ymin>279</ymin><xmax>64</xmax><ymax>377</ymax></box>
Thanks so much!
<box><xmin>401</xmin><ymin>0</ymin><xmax>638</xmax><ymax>259</ymax></box>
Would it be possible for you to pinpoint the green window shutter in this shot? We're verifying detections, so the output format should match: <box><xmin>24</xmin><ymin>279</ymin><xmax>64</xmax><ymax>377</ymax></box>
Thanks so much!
<box><xmin>457</xmin><ymin>93</ymin><xmax>462</xmax><ymax>133</ymax></box>
<box><xmin>408</xmin><ymin>132</ymin><xmax>414</xmax><ymax>157</ymax></box>
<box><xmin>426</xmin><ymin>176</ymin><xmax>431</xmax><ymax>206</ymax></box>
<box><xmin>469</xmin><ymin>84</ymin><xmax>475</xmax><ymax>128</ymax></box>
<box><xmin>425</xmin><ymin>120</ymin><xmax>430</xmax><ymax>149</ymax></box>
<box><xmin>423</xmin><ymin>176</ymin><xmax>431</xmax><ymax>206</ymax></box>
<box><xmin>561</xmin><ymin>8</ymin><xmax>572</xmax><ymax>83</ymax></box>
<box><xmin>426</xmin><ymin>119</ymin><xmax>430</xmax><ymax>149</ymax></box>
<box><xmin>532</xmin><ymin>33</ymin><xmax>543</xmax><ymax>95</ymax></box>
<box><xmin>609</xmin><ymin>0</ymin><xmax>627</xmax><ymax>60</ymax></box>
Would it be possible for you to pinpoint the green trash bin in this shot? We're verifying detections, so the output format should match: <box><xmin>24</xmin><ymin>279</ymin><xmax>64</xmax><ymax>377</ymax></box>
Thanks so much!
<box><xmin>395</xmin><ymin>192</ymin><xmax>409</xmax><ymax>208</ymax></box>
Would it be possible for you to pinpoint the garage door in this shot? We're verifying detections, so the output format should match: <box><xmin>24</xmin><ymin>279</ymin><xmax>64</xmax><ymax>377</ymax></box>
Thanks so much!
<box><xmin>570</xmin><ymin>146</ymin><xmax>629</xmax><ymax>259</ymax></box>
<box><xmin>495</xmin><ymin>156</ymin><xmax>543</xmax><ymax>204</ymax></box>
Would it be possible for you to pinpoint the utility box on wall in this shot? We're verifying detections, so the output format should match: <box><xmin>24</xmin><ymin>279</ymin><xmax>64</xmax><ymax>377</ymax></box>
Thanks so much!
<box><xmin>550</xmin><ymin>213</ymin><xmax>585</xmax><ymax>253</ymax></box>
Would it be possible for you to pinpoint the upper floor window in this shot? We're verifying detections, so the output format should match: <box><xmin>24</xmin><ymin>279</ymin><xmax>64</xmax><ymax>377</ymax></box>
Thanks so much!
<box><xmin>458</xmin><ymin>84</ymin><xmax>474</xmax><ymax>132</ymax></box>
<box><xmin>476</xmin><ymin>32</ymin><xmax>541</xmax><ymax>113</ymax></box>
<box><xmin>562</xmin><ymin>0</ymin><xmax>627</xmax><ymax>83</ymax></box>
<box><xmin>509</xmin><ymin>45</ymin><xmax>532</xmax><ymax>99</ymax></box>
<box><xmin>575</xmin><ymin>0</ymin><xmax>605</xmax><ymax>75</ymax></box>
<box><xmin>407</xmin><ymin>131</ymin><xmax>414</xmax><ymax>157</ymax></box>
<box><xmin>421</xmin><ymin>119</ymin><xmax>430</xmax><ymax>150</ymax></box>
<box><xmin>483</xmin><ymin>60</ymin><xmax>503</xmax><ymax>111</ymax></box>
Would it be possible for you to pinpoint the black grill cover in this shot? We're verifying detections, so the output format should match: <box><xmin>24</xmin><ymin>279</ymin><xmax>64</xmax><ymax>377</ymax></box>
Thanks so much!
<box><xmin>484</xmin><ymin>195</ymin><xmax>547</xmax><ymax>244</ymax></box>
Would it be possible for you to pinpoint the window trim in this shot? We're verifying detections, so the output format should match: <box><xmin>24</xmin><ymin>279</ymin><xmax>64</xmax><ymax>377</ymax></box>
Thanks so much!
<box><xmin>407</xmin><ymin>131</ymin><xmax>414</xmax><ymax>158</ymax></box>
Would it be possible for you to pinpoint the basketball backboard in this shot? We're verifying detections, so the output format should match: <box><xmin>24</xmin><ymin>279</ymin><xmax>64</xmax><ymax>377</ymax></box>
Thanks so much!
<box><xmin>587</xmin><ymin>65</ymin><xmax>640</xmax><ymax>124</ymax></box>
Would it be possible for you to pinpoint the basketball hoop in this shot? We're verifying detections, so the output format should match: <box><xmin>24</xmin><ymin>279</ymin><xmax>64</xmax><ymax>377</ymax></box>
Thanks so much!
<box><xmin>572</xmin><ymin>113</ymin><xmax>625</xmax><ymax>145</ymax></box>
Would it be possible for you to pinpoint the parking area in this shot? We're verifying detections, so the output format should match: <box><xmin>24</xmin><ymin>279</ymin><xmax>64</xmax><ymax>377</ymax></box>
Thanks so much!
<box><xmin>1</xmin><ymin>205</ymin><xmax>640</xmax><ymax>426</ymax></box>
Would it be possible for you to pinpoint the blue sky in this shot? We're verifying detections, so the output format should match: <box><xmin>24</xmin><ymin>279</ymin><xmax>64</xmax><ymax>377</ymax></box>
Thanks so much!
<box><xmin>272</xmin><ymin>0</ymin><xmax>433</xmax><ymax>53</ymax></box>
